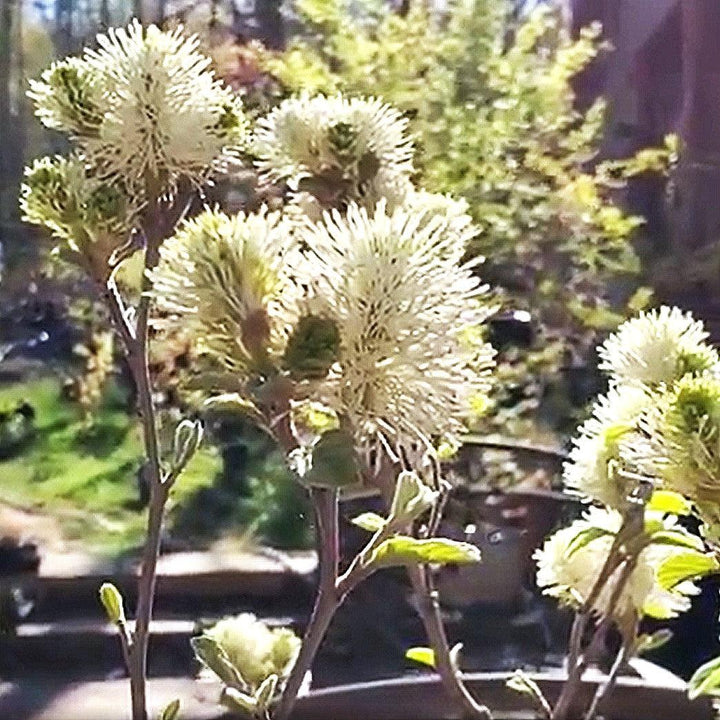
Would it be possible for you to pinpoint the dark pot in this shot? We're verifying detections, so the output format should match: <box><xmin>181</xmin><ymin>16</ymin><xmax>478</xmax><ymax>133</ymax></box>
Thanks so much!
<box><xmin>292</xmin><ymin>662</ymin><xmax>713</xmax><ymax>720</ymax></box>
<box><xmin>1</xmin><ymin>664</ymin><xmax>710</xmax><ymax>720</ymax></box>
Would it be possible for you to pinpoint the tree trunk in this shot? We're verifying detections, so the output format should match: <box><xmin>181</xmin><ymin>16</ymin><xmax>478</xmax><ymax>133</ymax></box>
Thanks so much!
<box><xmin>674</xmin><ymin>0</ymin><xmax>720</xmax><ymax>251</ymax></box>
<box><xmin>100</xmin><ymin>0</ymin><xmax>110</xmax><ymax>27</ymax></box>
<box><xmin>0</xmin><ymin>0</ymin><xmax>15</xmax><ymax>224</ymax></box>
<box><xmin>254</xmin><ymin>0</ymin><xmax>284</xmax><ymax>50</ymax></box>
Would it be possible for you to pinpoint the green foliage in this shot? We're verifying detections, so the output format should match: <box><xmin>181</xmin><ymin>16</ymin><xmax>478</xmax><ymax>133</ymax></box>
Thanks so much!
<box><xmin>656</xmin><ymin>552</ymin><xmax>720</xmax><ymax>591</ymax></box>
<box><xmin>0</xmin><ymin>376</ymin><xmax>221</xmax><ymax>554</ymax></box>
<box><xmin>634</xmin><ymin>629</ymin><xmax>673</xmax><ymax>656</ymax></box>
<box><xmin>647</xmin><ymin>490</ymin><xmax>693</xmax><ymax>516</ymax></box>
<box><xmin>689</xmin><ymin>655</ymin><xmax>720</xmax><ymax>700</ymax></box>
<box><xmin>303</xmin><ymin>429</ymin><xmax>360</xmax><ymax>488</ymax></box>
<box><xmin>351</xmin><ymin>511</ymin><xmax>385</xmax><ymax>533</ymax></box>
<box><xmin>266</xmin><ymin>0</ymin><xmax>674</xmax><ymax>439</ymax></box>
<box><xmin>405</xmin><ymin>646</ymin><xmax>436</xmax><ymax>668</ymax></box>
<box><xmin>159</xmin><ymin>699</ymin><xmax>181</xmax><ymax>720</ymax></box>
<box><xmin>370</xmin><ymin>535</ymin><xmax>481</xmax><ymax>567</ymax></box>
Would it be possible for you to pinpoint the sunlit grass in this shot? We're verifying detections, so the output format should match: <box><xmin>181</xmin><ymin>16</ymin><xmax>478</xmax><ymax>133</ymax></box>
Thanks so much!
<box><xmin>0</xmin><ymin>375</ymin><xmax>221</xmax><ymax>556</ymax></box>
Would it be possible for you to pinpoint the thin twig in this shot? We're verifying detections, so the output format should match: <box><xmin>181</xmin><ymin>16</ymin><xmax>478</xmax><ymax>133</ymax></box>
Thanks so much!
<box><xmin>275</xmin><ymin>488</ymin><xmax>339</xmax><ymax>720</ymax></box>
<box><xmin>101</xmin><ymin>186</ymin><xmax>191</xmax><ymax>720</ymax></box>
<box><xmin>103</xmin><ymin>276</ymin><xmax>136</xmax><ymax>350</ymax></box>
<box><xmin>115</xmin><ymin>617</ymin><xmax>133</xmax><ymax>671</ymax></box>
<box><xmin>584</xmin><ymin>637</ymin><xmax>632</xmax><ymax>720</ymax></box>
<box><xmin>275</xmin><ymin>495</ymin><xmax>394</xmax><ymax>720</ymax></box>
<box><xmin>552</xmin><ymin>538</ymin><xmax>640</xmax><ymax>720</ymax></box>
<box><xmin>408</xmin><ymin>564</ymin><xmax>493</xmax><ymax>720</ymax></box>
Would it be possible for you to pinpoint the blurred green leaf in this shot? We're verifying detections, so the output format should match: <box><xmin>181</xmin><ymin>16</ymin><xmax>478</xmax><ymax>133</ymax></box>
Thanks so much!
<box><xmin>635</xmin><ymin>629</ymin><xmax>673</xmax><ymax>656</ymax></box>
<box><xmin>647</xmin><ymin>530</ymin><xmax>705</xmax><ymax>552</ymax></box>
<box><xmin>406</xmin><ymin>646</ymin><xmax>435</xmax><ymax>668</ymax></box>
<box><xmin>191</xmin><ymin>636</ymin><xmax>245</xmax><ymax>690</ymax></box>
<box><xmin>566</xmin><ymin>526</ymin><xmax>613</xmax><ymax>557</ymax></box>
<box><xmin>371</xmin><ymin>536</ymin><xmax>481</xmax><ymax>567</ymax></box>
<box><xmin>303</xmin><ymin>429</ymin><xmax>359</xmax><ymax>488</ymax></box>
<box><xmin>159</xmin><ymin>699</ymin><xmax>180</xmax><ymax>720</ymax></box>
<box><xmin>351</xmin><ymin>512</ymin><xmax>386</xmax><ymax>533</ymax></box>
<box><xmin>221</xmin><ymin>687</ymin><xmax>257</xmax><ymax>716</ymax></box>
<box><xmin>647</xmin><ymin>491</ymin><xmax>693</xmax><ymax>516</ymax></box>
<box><xmin>689</xmin><ymin>655</ymin><xmax>720</xmax><ymax>699</ymax></box>
<box><xmin>254</xmin><ymin>674</ymin><xmax>278</xmax><ymax>710</ymax></box>
<box><xmin>657</xmin><ymin>553</ymin><xmax>719</xmax><ymax>590</ymax></box>
<box><xmin>98</xmin><ymin>582</ymin><xmax>125</xmax><ymax>625</ymax></box>
<box><xmin>389</xmin><ymin>471</ymin><xmax>438</xmax><ymax>524</ymax></box>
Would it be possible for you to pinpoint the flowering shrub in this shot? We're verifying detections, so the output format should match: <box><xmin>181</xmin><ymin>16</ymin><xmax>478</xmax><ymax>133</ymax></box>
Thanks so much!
<box><xmin>529</xmin><ymin>306</ymin><xmax>720</xmax><ymax>719</ymax></box>
<box><xmin>261</xmin><ymin>0</ymin><xmax>676</xmax><ymax>443</ymax></box>
<box><xmin>23</xmin><ymin>20</ymin><xmax>493</xmax><ymax>720</ymax></box>
<box><xmin>21</xmin><ymin>14</ymin><xmax>720</xmax><ymax>720</ymax></box>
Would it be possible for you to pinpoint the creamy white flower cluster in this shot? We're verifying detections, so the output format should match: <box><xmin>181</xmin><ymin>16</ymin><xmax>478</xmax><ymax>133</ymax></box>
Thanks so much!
<box><xmin>535</xmin><ymin>507</ymin><xmax>703</xmax><ymax>624</ymax></box>
<box><xmin>25</xmin><ymin>22</ymin><xmax>494</xmax><ymax>474</ymax></box>
<box><xmin>149</xmin><ymin>89</ymin><xmax>494</xmax><ymax>463</ymax></box>
<box><xmin>29</xmin><ymin>20</ymin><xmax>245</xmax><ymax>191</ymax></box>
<box><xmin>151</xmin><ymin>199</ymin><xmax>494</xmax><ymax>461</ymax></box>
<box><xmin>200</xmin><ymin>614</ymin><xmax>301</xmax><ymax>693</ymax></box>
<box><xmin>537</xmin><ymin>306</ymin><xmax>720</xmax><ymax>625</ymax></box>
<box><xmin>22</xmin><ymin>22</ymin><xmax>247</xmax><ymax>278</ymax></box>
<box><xmin>253</xmin><ymin>94</ymin><xmax>413</xmax><ymax>210</ymax></box>
<box><xmin>252</xmin><ymin>94</ymin><xmax>478</xmax><ymax>254</ymax></box>
<box><xmin>20</xmin><ymin>155</ymin><xmax>134</xmax><ymax>279</ymax></box>
<box><xmin>565</xmin><ymin>306</ymin><xmax>720</xmax><ymax>510</ymax></box>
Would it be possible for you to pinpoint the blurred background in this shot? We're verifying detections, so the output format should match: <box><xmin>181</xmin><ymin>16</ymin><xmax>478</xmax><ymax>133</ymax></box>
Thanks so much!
<box><xmin>2</xmin><ymin>0</ymin><xmax>720</xmax><ymax>706</ymax></box>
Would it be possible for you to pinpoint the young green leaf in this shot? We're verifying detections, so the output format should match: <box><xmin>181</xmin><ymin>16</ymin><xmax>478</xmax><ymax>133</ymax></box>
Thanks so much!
<box><xmin>657</xmin><ymin>552</ymin><xmax>719</xmax><ymax>590</ymax></box>
<box><xmin>371</xmin><ymin>536</ymin><xmax>481</xmax><ymax>567</ymax></box>
<box><xmin>506</xmin><ymin>670</ymin><xmax>552</xmax><ymax>719</ymax></box>
<box><xmin>689</xmin><ymin>655</ymin><xmax>720</xmax><ymax>699</ymax></box>
<box><xmin>351</xmin><ymin>512</ymin><xmax>386</xmax><ymax>533</ymax></box>
<box><xmin>635</xmin><ymin>629</ymin><xmax>673</xmax><ymax>656</ymax></box>
<box><xmin>647</xmin><ymin>490</ymin><xmax>693</xmax><ymax>516</ymax></box>
<box><xmin>191</xmin><ymin>635</ymin><xmax>245</xmax><ymax>690</ymax></box>
<box><xmin>303</xmin><ymin>429</ymin><xmax>360</xmax><ymax>488</ymax></box>
<box><xmin>646</xmin><ymin>530</ymin><xmax>705</xmax><ymax>552</ymax></box>
<box><xmin>405</xmin><ymin>646</ymin><xmax>436</xmax><ymax>668</ymax></box>
<box><xmin>254</xmin><ymin>673</ymin><xmax>278</xmax><ymax>710</ymax></box>
<box><xmin>159</xmin><ymin>699</ymin><xmax>180</xmax><ymax>720</ymax></box>
<box><xmin>172</xmin><ymin>418</ymin><xmax>203</xmax><ymax>473</ymax></box>
<box><xmin>566</xmin><ymin>526</ymin><xmax>613</xmax><ymax>557</ymax></box>
<box><xmin>389</xmin><ymin>471</ymin><xmax>438</xmax><ymax>524</ymax></box>
<box><xmin>221</xmin><ymin>687</ymin><xmax>257</xmax><ymax>716</ymax></box>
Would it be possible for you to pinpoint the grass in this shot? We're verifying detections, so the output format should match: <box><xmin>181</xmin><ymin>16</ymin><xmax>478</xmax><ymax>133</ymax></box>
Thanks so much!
<box><xmin>0</xmin><ymin>374</ymin><xmax>222</xmax><ymax>556</ymax></box>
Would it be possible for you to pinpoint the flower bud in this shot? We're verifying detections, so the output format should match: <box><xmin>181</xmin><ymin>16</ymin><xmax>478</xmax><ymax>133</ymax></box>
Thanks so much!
<box><xmin>283</xmin><ymin>314</ymin><xmax>341</xmax><ymax>380</ymax></box>
<box><xmin>389</xmin><ymin>471</ymin><xmax>438</xmax><ymax>524</ymax></box>
<box><xmin>99</xmin><ymin>582</ymin><xmax>125</xmax><ymax>625</ymax></box>
<box><xmin>173</xmin><ymin>419</ymin><xmax>204</xmax><ymax>473</ymax></box>
<box><xmin>304</xmin><ymin>429</ymin><xmax>360</xmax><ymax>488</ymax></box>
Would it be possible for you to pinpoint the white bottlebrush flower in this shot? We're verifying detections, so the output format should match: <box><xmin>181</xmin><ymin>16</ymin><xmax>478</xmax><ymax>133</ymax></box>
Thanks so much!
<box><xmin>253</xmin><ymin>94</ymin><xmax>414</xmax><ymax>209</ymax></box>
<box><xmin>563</xmin><ymin>384</ymin><xmax>653</xmax><ymax>509</ymax></box>
<box><xmin>150</xmin><ymin>207</ymin><xmax>299</xmax><ymax>371</ymax></box>
<box><xmin>20</xmin><ymin>155</ymin><xmax>133</xmax><ymax>278</ymax></box>
<box><xmin>535</xmin><ymin>507</ymin><xmax>701</xmax><ymax>624</ymax></box>
<box><xmin>628</xmin><ymin>372</ymin><xmax>720</xmax><ymax>507</ymax></box>
<box><xmin>293</xmin><ymin>201</ymin><xmax>494</xmax><ymax>459</ymax></box>
<box><xmin>202</xmin><ymin>614</ymin><xmax>301</xmax><ymax>692</ymax></box>
<box><xmin>400</xmin><ymin>189</ymin><xmax>479</xmax><ymax>257</ymax></box>
<box><xmin>599</xmin><ymin>306</ymin><xmax>719</xmax><ymax>387</ymax></box>
<box><xmin>31</xmin><ymin>21</ymin><xmax>246</xmax><ymax>190</ymax></box>
<box><xmin>28</xmin><ymin>57</ymin><xmax>104</xmax><ymax>136</ymax></box>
